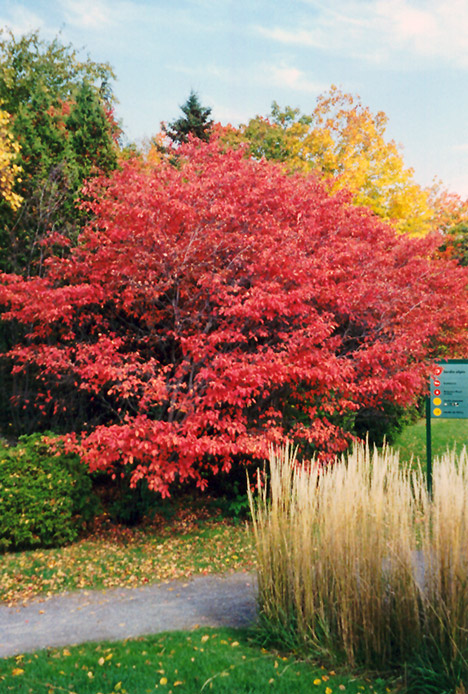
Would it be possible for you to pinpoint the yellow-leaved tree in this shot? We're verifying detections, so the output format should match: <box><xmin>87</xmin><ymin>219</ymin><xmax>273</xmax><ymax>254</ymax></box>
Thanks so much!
<box><xmin>0</xmin><ymin>107</ymin><xmax>21</xmax><ymax>211</ymax></box>
<box><xmin>227</xmin><ymin>87</ymin><xmax>436</xmax><ymax>236</ymax></box>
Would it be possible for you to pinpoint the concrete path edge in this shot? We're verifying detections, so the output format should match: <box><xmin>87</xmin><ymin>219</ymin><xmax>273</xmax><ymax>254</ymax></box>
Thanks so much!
<box><xmin>0</xmin><ymin>572</ymin><xmax>258</xmax><ymax>658</ymax></box>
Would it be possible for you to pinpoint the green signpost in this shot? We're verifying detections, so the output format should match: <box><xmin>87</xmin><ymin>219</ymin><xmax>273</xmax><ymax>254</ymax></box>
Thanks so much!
<box><xmin>426</xmin><ymin>359</ymin><xmax>468</xmax><ymax>493</ymax></box>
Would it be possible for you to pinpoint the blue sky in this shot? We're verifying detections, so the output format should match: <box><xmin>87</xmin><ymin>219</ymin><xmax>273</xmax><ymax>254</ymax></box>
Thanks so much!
<box><xmin>2</xmin><ymin>0</ymin><xmax>468</xmax><ymax>197</ymax></box>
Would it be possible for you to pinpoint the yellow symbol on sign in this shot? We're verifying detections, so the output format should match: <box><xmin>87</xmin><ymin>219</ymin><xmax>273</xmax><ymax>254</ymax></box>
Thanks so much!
<box><xmin>433</xmin><ymin>397</ymin><xmax>442</xmax><ymax>406</ymax></box>
<box><xmin>433</xmin><ymin>408</ymin><xmax>442</xmax><ymax>417</ymax></box>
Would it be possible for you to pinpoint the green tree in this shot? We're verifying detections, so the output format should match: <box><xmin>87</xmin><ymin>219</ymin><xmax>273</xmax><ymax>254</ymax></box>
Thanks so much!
<box><xmin>0</xmin><ymin>30</ymin><xmax>119</xmax><ymax>275</ymax></box>
<box><xmin>441</xmin><ymin>222</ymin><xmax>468</xmax><ymax>266</ymax></box>
<box><xmin>67</xmin><ymin>81</ymin><xmax>118</xmax><ymax>178</ymax></box>
<box><xmin>164</xmin><ymin>90</ymin><xmax>213</xmax><ymax>145</ymax></box>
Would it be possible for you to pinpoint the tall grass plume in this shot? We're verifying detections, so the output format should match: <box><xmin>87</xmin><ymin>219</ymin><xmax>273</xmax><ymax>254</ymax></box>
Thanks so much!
<box><xmin>248</xmin><ymin>442</ymin><xmax>468</xmax><ymax>690</ymax></box>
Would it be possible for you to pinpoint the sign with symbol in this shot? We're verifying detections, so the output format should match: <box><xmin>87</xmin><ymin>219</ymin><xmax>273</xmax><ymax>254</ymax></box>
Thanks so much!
<box><xmin>430</xmin><ymin>360</ymin><xmax>468</xmax><ymax>418</ymax></box>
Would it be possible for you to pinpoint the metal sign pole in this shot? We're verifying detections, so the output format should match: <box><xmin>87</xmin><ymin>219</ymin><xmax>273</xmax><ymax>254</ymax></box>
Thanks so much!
<box><xmin>426</xmin><ymin>393</ymin><xmax>432</xmax><ymax>495</ymax></box>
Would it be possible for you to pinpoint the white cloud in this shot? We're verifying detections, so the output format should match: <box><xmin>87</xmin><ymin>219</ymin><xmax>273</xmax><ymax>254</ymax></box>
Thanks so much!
<box><xmin>172</xmin><ymin>60</ymin><xmax>325</xmax><ymax>97</ymax></box>
<box><xmin>259</xmin><ymin>0</ymin><xmax>468</xmax><ymax>69</ymax></box>
<box><xmin>0</xmin><ymin>5</ymin><xmax>46</xmax><ymax>37</ymax></box>
<box><xmin>257</xmin><ymin>26</ymin><xmax>322</xmax><ymax>48</ymax></box>
<box><xmin>373</xmin><ymin>0</ymin><xmax>468</xmax><ymax>65</ymax></box>
<box><xmin>59</xmin><ymin>0</ymin><xmax>117</xmax><ymax>29</ymax></box>
<box><xmin>208</xmin><ymin>100</ymin><xmax>251</xmax><ymax>126</ymax></box>
<box><xmin>204</xmin><ymin>63</ymin><xmax>326</xmax><ymax>124</ymax></box>
<box><xmin>268</xmin><ymin>63</ymin><xmax>325</xmax><ymax>92</ymax></box>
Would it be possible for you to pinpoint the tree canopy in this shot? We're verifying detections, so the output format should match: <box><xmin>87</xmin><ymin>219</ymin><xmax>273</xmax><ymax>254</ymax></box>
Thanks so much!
<box><xmin>0</xmin><ymin>30</ymin><xmax>119</xmax><ymax>275</ymax></box>
<box><xmin>1</xmin><ymin>139</ymin><xmax>467</xmax><ymax>495</ymax></box>
<box><xmin>223</xmin><ymin>87</ymin><xmax>440</xmax><ymax>236</ymax></box>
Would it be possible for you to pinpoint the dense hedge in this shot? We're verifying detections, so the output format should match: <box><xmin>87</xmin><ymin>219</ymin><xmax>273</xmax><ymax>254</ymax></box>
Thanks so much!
<box><xmin>0</xmin><ymin>433</ymin><xmax>96</xmax><ymax>551</ymax></box>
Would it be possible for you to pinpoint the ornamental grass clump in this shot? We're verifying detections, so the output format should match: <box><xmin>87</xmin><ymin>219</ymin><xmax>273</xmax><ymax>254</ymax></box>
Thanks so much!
<box><xmin>249</xmin><ymin>443</ymin><xmax>468</xmax><ymax>689</ymax></box>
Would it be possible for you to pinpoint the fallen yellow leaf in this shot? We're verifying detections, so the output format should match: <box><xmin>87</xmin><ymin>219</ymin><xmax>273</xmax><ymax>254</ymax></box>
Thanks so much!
<box><xmin>160</xmin><ymin>677</ymin><xmax>168</xmax><ymax>685</ymax></box>
<box><xmin>12</xmin><ymin>668</ymin><xmax>24</xmax><ymax>676</ymax></box>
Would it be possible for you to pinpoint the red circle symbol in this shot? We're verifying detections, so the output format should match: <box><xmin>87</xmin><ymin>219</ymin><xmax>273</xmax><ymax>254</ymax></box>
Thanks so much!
<box><xmin>434</xmin><ymin>389</ymin><xmax>441</xmax><ymax>395</ymax></box>
<box><xmin>433</xmin><ymin>379</ymin><xmax>441</xmax><ymax>387</ymax></box>
<box><xmin>434</xmin><ymin>366</ymin><xmax>444</xmax><ymax>376</ymax></box>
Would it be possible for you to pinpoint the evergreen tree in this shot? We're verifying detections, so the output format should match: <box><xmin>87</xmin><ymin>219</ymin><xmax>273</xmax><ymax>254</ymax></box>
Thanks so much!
<box><xmin>164</xmin><ymin>90</ymin><xmax>213</xmax><ymax>145</ymax></box>
<box><xmin>67</xmin><ymin>81</ymin><xmax>117</xmax><ymax>177</ymax></box>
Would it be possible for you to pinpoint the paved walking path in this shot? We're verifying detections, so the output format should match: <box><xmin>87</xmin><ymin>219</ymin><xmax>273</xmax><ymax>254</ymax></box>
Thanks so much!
<box><xmin>0</xmin><ymin>572</ymin><xmax>258</xmax><ymax>658</ymax></box>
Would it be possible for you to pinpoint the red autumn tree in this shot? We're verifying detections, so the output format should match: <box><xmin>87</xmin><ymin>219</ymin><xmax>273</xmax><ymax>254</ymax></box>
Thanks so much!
<box><xmin>1</xmin><ymin>138</ymin><xmax>467</xmax><ymax>495</ymax></box>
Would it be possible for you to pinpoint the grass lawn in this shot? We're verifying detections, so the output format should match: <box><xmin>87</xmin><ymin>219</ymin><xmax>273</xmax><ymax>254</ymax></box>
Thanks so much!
<box><xmin>0</xmin><ymin>627</ymin><xmax>398</xmax><ymax>693</ymax></box>
<box><xmin>391</xmin><ymin>416</ymin><xmax>467</xmax><ymax>466</ymax></box>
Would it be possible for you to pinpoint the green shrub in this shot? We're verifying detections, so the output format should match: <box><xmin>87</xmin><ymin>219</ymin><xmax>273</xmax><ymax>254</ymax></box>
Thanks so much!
<box><xmin>0</xmin><ymin>433</ymin><xmax>97</xmax><ymax>551</ymax></box>
<box><xmin>350</xmin><ymin>401</ymin><xmax>421</xmax><ymax>447</ymax></box>
<box><xmin>207</xmin><ymin>476</ymin><xmax>251</xmax><ymax>522</ymax></box>
<box><xmin>96</xmin><ymin>471</ymin><xmax>175</xmax><ymax>527</ymax></box>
